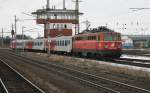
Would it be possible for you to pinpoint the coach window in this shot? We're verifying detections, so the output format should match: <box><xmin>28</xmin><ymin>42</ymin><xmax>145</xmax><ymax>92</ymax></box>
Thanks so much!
<box><xmin>65</xmin><ymin>40</ymin><xmax>67</xmax><ymax>46</ymax></box>
<box><xmin>61</xmin><ymin>40</ymin><xmax>63</xmax><ymax>46</ymax></box>
<box><xmin>60</xmin><ymin>41</ymin><xmax>62</xmax><ymax>46</ymax></box>
<box><xmin>58</xmin><ymin>41</ymin><xmax>60</xmax><ymax>46</ymax></box>
<box><xmin>35</xmin><ymin>42</ymin><xmax>37</xmax><ymax>46</ymax></box>
<box><xmin>62</xmin><ymin>40</ymin><xmax>64</xmax><ymax>46</ymax></box>
<box><xmin>61</xmin><ymin>41</ymin><xmax>63</xmax><ymax>46</ymax></box>
<box><xmin>40</xmin><ymin>42</ymin><xmax>43</xmax><ymax>45</ymax></box>
<box><xmin>62</xmin><ymin>41</ymin><xmax>64</xmax><ymax>46</ymax></box>
<box><xmin>68</xmin><ymin>40</ymin><xmax>70</xmax><ymax>45</ymax></box>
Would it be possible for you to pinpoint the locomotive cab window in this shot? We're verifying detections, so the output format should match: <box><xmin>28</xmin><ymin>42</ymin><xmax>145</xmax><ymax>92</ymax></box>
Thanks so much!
<box><xmin>98</xmin><ymin>36</ymin><xmax>100</xmax><ymax>41</ymax></box>
<box><xmin>104</xmin><ymin>33</ymin><xmax>121</xmax><ymax>41</ymax></box>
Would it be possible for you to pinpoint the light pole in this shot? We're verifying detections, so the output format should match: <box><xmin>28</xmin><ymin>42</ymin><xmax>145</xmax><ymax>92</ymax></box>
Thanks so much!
<box><xmin>22</xmin><ymin>26</ymin><xmax>25</xmax><ymax>52</ymax></box>
<box><xmin>46</xmin><ymin>0</ymin><xmax>51</xmax><ymax>57</ymax></box>
<box><xmin>15</xmin><ymin>15</ymin><xmax>17</xmax><ymax>52</ymax></box>
<box><xmin>1</xmin><ymin>28</ymin><xmax>3</xmax><ymax>48</ymax></box>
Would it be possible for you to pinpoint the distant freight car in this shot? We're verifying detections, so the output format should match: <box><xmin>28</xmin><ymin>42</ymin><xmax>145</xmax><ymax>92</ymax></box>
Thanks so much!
<box><xmin>122</xmin><ymin>36</ymin><xmax>134</xmax><ymax>49</ymax></box>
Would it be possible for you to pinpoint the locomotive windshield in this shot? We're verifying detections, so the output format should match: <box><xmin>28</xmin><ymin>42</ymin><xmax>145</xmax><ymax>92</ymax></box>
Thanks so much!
<box><xmin>104</xmin><ymin>33</ymin><xmax>121</xmax><ymax>41</ymax></box>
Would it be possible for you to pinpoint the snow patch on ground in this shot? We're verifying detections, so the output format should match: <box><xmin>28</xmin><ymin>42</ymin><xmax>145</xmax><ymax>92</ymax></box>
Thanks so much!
<box><xmin>71</xmin><ymin>54</ymin><xmax>150</xmax><ymax>73</ymax></box>
<box><xmin>121</xmin><ymin>54</ymin><xmax>150</xmax><ymax>60</ymax></box>
<box><xmin>96</xmin><ymin>60</ymin><xmax>150</xmax><ymax>73</ymax></box>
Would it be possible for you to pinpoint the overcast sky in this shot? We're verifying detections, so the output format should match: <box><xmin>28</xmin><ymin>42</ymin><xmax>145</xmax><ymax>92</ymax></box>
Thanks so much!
<box><xmin>0</xmin><ymin>0</ymin><xmax>150</xmax><ymax>38</ymax></box>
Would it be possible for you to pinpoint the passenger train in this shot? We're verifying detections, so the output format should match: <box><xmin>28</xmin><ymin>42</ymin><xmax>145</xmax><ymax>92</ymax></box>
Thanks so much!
<box><xmin>10</xmin><ymin>27</ymin><xmax>122</xmax><ymax>58</ymax></box>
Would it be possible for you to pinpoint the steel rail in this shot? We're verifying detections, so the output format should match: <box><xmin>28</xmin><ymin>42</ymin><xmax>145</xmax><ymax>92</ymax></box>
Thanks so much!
<box><xmin>0</xmin><ymin>58</ymin><xmax>45</xmax><ymax>93</ymax></box>
<box><xmin>4</xmin><ymin>51</ymin><xmax>150</xmax><ymax>93</ymax></box>
<box><xmin>116</xmin><ymin>57</ymin><xmax>150</xmax><ymax>63</ymax></box>
<box><xmin>8</xmin><ymin>48</ymin><xmax>150</xmax><ymax>68</ymax></box>
<box><xmin>44</xmin><ymin>64</ymin><xmax>120</xmax><ymax>93</ymax></box>
<box><xmin>0</xmin><ymin>78</ymin><xmax>9</xmax><ymax>93</ymax></box>
<box><xmin>113</xmin><ymin>58</ymin><xmax>150</xmax><ymax>68</ymax></box>
<box><xmin>1</xmin><ymin>53</ymin><xmax>119</xmax><ymax>93</ymax></box>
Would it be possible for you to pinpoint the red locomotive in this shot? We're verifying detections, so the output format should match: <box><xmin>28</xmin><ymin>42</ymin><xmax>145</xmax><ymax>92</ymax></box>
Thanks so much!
<box><xmin>73</xmin><ymin>32</ymin><xmax>121</xmax><ymax>58</ymax></box>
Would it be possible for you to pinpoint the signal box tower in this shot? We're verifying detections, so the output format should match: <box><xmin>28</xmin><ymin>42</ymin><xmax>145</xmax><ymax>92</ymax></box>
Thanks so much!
<box><xmin>32</xmin><ymin>0</ymin><xmax>83</xmax><ymax>38</ymax></box>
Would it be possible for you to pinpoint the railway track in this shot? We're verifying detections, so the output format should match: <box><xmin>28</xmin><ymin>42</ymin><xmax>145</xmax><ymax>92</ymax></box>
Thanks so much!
<box><xmin>0</xmin><ymin>78</ymin><xmax>8</xmax><ymax>93</ymax></box>
<box><xmin>0</xmin><ymin>58</ymin><xmax>45</xmax><ymax>93</ymax></box>
<box><xmin>9</xmin><ymin>49</ymin><xmax>150</xmax><ymax>68</ymax></box>
<box><xmin>1</xmin><ymin>50</ymin><xmax>150</xmax><ymax>93</ymax></box>
<box><xmin>113</xmin><ymin>58</ymin><xmax>150</xmax><ymax>68</ymax></box>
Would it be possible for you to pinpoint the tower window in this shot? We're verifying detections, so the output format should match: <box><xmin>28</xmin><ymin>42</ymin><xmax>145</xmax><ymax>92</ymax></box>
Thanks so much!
<box><xmin>61</xmin><ymin>24</ymin><xmax>63</xmax><ymax>29</ymax></box>
<box><xmin>54</xmin><ymin>14</ymin><xmax>57</xmax><ymax>19</ymax></box>
<box><xmin>53</xmin><ymin>24</ymin><xmax>56</xmax><ymax>29</ymax></box>
<box><xmin>64</xmin><ymin>24</ymin><xmax>67</xmax><ymax>29</ymax></box>
<box><xmin>57</xmin><ymin>24</ymin><xmax>59</xmax><ymax>29</ymax></box>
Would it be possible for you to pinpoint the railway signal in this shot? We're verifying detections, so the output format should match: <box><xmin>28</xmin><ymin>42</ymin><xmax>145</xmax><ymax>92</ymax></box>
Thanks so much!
<box><xmin>11</xmin><ymin>24</ymin><xmax>15</xmax><ymax>39</ymax></box>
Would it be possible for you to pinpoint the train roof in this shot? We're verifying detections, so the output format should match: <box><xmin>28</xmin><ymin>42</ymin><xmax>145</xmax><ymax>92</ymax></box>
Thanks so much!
<box><xmin>81</xmin><ymin>26</ymin><xmax>114</xmax><ymax>34</ymax></box>
<box><xmin>75</xmin><ymin>29</ymin><xmax>119</xmax><ymax>37</ymax></box>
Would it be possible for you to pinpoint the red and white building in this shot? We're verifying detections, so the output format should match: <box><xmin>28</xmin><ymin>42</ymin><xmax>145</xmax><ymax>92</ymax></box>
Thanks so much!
<box><xmin>32</xmin><ymin>8</ymin><xmax>83</xmax><ymax>38</ymax></box>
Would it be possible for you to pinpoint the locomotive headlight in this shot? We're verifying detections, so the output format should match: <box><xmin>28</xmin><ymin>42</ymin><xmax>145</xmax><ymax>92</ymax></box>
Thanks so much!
<box><xmin>111</xmin><ymin>43</ymin><xmax>115</xmax><ymax>47</ymax></box>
